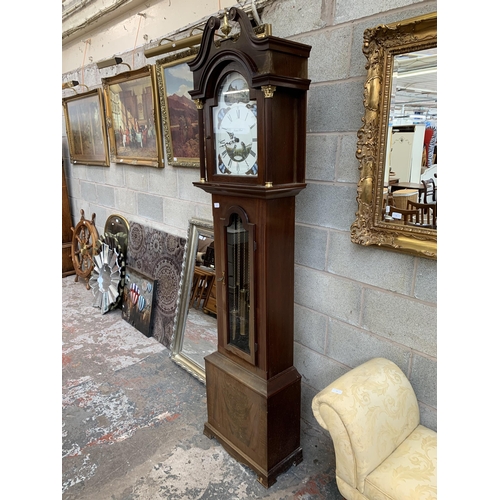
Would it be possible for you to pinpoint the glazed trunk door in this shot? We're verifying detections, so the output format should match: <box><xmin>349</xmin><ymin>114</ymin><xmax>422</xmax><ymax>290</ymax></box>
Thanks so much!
<box><xmin>218</xmin><ymin>207</ymin><xmax>256</xmax><ymax>366</ymax></box>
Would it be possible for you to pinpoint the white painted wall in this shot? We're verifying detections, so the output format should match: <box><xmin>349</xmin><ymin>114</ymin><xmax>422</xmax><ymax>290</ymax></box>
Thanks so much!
<box><xmin>62</xmin><ymin>0</ymin><xmax>250</xmax><ymax>74</ymax></box>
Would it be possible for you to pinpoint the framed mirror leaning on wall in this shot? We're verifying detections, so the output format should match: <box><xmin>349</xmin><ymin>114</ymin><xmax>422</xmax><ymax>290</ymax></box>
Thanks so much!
<box><xmin>351</xmin><ymin>12</ymin><xmax>437</xmax><ymax>259</ymax></box>
<box><xmin>171</xmin><ymin>218</ymin><xmax>217</xmax><ymax>383</ymax></box>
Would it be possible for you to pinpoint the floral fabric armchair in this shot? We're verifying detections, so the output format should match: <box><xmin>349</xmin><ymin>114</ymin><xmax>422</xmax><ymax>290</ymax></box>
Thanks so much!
<box><xmin>312</xmin><ymin>358</ymin><xmax>437</xmax><ymax>500</ymax></box>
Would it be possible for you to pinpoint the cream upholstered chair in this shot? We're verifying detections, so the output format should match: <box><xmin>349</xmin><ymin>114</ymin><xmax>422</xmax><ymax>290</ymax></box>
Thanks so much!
<box><xmin>312</xmin><ymin>358</ymin><xmax>437</xmax><ymax>500</ymax></box>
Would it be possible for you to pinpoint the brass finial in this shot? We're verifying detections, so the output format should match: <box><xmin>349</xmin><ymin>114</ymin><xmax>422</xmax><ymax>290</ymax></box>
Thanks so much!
<box><xmin>220</xmin><ymin>10</ymin><xmax>232</xmax><ymax>37</ymax></box>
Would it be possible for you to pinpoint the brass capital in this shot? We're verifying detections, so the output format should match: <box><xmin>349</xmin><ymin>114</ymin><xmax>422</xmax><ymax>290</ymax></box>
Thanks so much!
<box><xmin>262</xmin><ymin>85</ymin><xmax>276</xmax><ymax>98</ymax></box>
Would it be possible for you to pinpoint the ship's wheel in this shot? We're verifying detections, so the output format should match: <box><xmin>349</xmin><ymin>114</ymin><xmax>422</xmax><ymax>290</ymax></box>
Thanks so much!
<box><xmin>70</xmin><ymin>209</ymin><xmax>99</xmax><ymax>289</ymax></box>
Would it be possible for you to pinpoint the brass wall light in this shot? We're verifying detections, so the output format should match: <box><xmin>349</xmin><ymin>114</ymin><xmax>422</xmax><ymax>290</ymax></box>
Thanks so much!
<box><xmin>62</xmin><ymin>81</ymin><xmax>90</xmax><ymax>93</ymax></box>
<box><xmin>96</xmin><ymin>56</ymin><xmax>132</xmax><ymax>71</ymax></box>
<box><xmin>144</xmin><ymin>31</ymin><xmax>204</xmax><ymax>59</ymax></box>
<box><xmin>62</xmin><ymin>80</ymin><xmax>80</xmax><ymax>89</ymax></box>
<box><xmin>144</xmin><ymin>16</ymin><xmax>231</xmax><ymax>60</ymax></box>
<box><xmin>144</xmin><ymin>8</ymin><xmax>268</xmax><ymax>59</ymax></box>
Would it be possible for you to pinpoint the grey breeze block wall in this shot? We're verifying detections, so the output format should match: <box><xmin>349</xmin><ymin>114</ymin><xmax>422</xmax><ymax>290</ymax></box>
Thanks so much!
<box><xmin>62</xmin><ymin>0</ymin><xmax>438</xmax><ymax>432</ymax></box>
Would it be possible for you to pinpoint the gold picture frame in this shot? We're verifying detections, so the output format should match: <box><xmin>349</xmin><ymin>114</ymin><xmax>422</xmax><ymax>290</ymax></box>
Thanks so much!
<box><xmin>102</xmin><ymin>66</ymin><xmax>164</xmax><ymax>168</ymax></box>
<box><xmin>350</xmin><ymin>12</ymin><xmax>437</xmax><ymax>259</ymax></box>
<box><xmin>62</xmin><ymin>88</ymin><xmax>110</xmax><ymax>166</ymax></box>
<box><xmin>156</xmin><ymin>49</ymin><xmax>200</xmax><ymax>167</ymax></box>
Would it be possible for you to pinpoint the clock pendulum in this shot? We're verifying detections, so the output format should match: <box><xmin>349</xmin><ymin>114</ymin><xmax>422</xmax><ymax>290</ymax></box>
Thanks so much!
<box><xmin>188</xmin><ymin>7</ymin><xmax>311</xmax><ymax>487</ymax></box>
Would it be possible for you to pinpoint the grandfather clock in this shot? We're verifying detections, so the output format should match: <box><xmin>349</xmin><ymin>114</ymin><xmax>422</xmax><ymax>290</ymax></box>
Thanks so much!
<box><xmin>189</xmin><ymin>8</ymin><xmax>311</xmax><ymax>487</ymax></box>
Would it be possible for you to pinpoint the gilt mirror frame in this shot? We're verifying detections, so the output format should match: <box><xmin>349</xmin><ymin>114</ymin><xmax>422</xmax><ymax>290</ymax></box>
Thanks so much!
<box><xmin>351</xmin><ymin>12</ymin><xmax>437</xmax><ymax>259</ymax></box>
<box><xmin>171</xmin><ymin>217</ymin><xmax>215</xmax><ymax>384</ymax></box>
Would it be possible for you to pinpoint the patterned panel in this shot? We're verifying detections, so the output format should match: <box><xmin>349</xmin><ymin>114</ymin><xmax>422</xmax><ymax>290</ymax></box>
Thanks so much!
<box><xmin>127</xmin><ymin>222</ymin><xmax>186</xmax><ymax>349</ymax></box>
<box><xmin>364</xmin><ymin>425</ymin><xmax>437</xmax><ymax>500</ymax></box>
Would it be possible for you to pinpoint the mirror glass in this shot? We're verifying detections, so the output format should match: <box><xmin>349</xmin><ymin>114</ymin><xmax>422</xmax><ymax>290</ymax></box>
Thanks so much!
<box><xmin>382</xmin><ymin>48</ymin><xmax>437</xmax><ymax>228</ymax></box>
<box><xmin>171</xmin><ymin>218</ymin><xmax>217</xmax><ymax>383</ymax></box>
<box><xmin>351</xmin><ymin>12</ymin><xmax>437</xmax><ymax>258</ymax></box>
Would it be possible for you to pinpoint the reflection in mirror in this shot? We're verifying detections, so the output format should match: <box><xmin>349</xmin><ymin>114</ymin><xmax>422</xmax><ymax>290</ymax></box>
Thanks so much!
<box><xmin>383</xmin><ymin>48</ymin><xmax>437</xmax><ymax>229</ymax></box>
<box><xmin>171</xmin><ymin>218</ymin><xmax>217</xmax><ymax>383</ymax></box>
<box><xmin>351</xmin><ymin>12</ymin><xmax>437</xmax><ymax>258</ymax></box>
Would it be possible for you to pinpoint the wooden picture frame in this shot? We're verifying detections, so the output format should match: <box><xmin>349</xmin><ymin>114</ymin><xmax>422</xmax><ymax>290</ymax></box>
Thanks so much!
<box><xmin>122</xmin><ymin>266</ymin><xmax>157</xmax><ymax>337</ymax></box>
<box><xmin>62</xmin><ymin>88</ymin><xmax>110</xmax><ymax>166</ymax></box>
<box><xmin>102</xmin><ymin>66</ymin><xmax>164</xmax><ymax>168</ymax></box>
<box><xmin>156</xmin><ymin>49</ymin><xmax>200</xmax><ymax>167</ymax></box>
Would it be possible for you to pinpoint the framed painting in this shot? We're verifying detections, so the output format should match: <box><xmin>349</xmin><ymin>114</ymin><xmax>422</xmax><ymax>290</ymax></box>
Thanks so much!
<box><xmin>62</xmin><ymin>88</ymin><xmax>109</xmax><ymax>166</ymax></box>
<box><xmin>102</xmin><ymin>65</ymin><xmax>164</xmax><ymax>167</ymax></box>
<box><xmin>122</xmin><ymin>266</ymin><xmax>157</xmax><ymax>337</ymax></box>
<box><xmin>156</xmin><ymin>49</ymin><xmax>200</xmax><ymax>167</ymax></box>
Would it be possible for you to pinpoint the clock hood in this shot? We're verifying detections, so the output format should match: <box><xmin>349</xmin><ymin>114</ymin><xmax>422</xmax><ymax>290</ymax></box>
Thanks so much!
<box><xmin>188</xmin><ymin>7</ymin><xmax>311</xmax><ymax>101</ymax></box>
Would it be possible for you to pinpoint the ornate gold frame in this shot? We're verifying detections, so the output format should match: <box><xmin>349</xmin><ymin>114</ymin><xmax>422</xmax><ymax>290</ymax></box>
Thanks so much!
<box><xmin>62</xmin><ymin>88</ymin><xmax>110</xmax><ymax>166</ymax></box>
<box><xmin>102</xmin><ymin>65</ymin><xmax>164</xmax><ymax>168</ymax></box>
<box><xmin>350</xmin><ymin>12</ymin><xmax>437</xmax><ymax>259</ymax></box>
<box><xmin>156</xmin><ymin>48</ymin><xmax>200</xmax><ymax>168</ymax></box>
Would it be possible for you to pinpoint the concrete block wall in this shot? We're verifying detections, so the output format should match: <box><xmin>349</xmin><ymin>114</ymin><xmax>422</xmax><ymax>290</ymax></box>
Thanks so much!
<box><xmin>62</xmin><ymin>0</ymin><xmax>437</xmax><ymax>432</ymax></box>
<box><xmin>260</xmin><ymin>0</ymin><xmax>438</xmax><ymax>431</ymax></box>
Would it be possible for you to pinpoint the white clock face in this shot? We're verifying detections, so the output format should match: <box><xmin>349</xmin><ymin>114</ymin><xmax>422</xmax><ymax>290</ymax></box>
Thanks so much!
<box><xmin>213</xmin><ymin>72</ymin><xmax>258</xmax><ymax>176</ymax></box>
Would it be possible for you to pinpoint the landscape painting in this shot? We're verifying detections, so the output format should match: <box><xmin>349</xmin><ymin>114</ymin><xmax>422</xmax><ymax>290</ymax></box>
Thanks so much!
<box><xmin>157</xmin><ymin>51</ymin><xmax>200</xmax><ymax>167</ymax></box>
<box><xmin>62</xmin><ymin>88</ymin><xmax>109</xmax><ymax>166</ymax></box>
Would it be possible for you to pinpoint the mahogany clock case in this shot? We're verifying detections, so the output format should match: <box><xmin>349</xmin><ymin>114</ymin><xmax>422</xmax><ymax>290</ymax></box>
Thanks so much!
<box><xmin>204</xmin><ymin>194</ymin><xmax>303</xmax><ymax>488</ymax></box>
<box><xmin>188</xmin><ymin>7</ymin><xmax>311</xmax><ymax>488</ymax></box>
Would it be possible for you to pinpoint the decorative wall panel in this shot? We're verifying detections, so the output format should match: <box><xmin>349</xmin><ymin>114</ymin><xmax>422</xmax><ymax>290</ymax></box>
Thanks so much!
<box><xmin>127</xmin><ymin>222</ymin><xmax>186</xmax><ymax>348</ymax></box>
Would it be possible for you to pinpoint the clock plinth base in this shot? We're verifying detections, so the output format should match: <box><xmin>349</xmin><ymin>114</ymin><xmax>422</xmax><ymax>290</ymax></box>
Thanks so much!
<box><xmin>204</xmin><ymin>351</ymin><xmax>303</xmax><ymax>488</ymax></box>
<box><xmin>203</xmin><ymin>422</ymin><xmax>303</xmax><ymax>488</ymax></box>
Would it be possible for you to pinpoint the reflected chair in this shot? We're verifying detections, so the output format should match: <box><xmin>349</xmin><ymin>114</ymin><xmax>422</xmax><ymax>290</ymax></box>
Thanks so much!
<box><xmin>190</xmin><ymin>266</ymin><xmax>216</xmax><ymax>309</ymax></box>
<box><xmin>420</xmin><ymin>178</ymin><xmax>436</xmax><ymax>203</ymax></box>
<box><xmin>407</xmin><ymin>200</ymin><xmax>437</xmax><ymax>229</ymax></box>
<box><xmin>312</xmin><ymin>358</ymin><xmax>437</xmax><ymax>500</ymax></box>
<box><xmin>387</xmin><ymin>205</ymin><xmax>419</xmax><ymax>225</ymax></box>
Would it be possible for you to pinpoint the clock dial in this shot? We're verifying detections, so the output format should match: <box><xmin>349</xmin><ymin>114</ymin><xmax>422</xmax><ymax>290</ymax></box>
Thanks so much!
<box><xmin>213</xmin><ymin>72</ymin><xmax>258</xmax><ymax>176</ymax></box>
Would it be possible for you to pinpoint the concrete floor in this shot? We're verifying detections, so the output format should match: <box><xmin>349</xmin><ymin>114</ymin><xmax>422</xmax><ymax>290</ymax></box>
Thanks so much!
<box><xmin>62</xmin><ymin>276</ymin><xmax>344</xmax><ymax>499</ymax></box>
